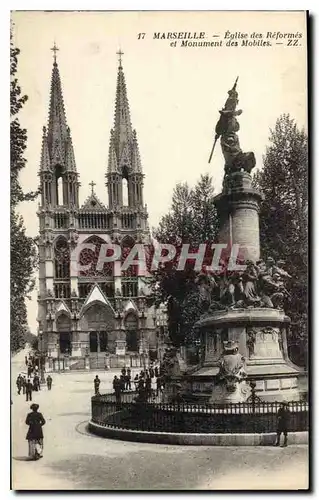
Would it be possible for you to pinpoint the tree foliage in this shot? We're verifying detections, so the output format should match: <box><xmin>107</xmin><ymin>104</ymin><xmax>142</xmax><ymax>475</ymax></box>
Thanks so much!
<box><xmin>152</xmin><ymin>174</ymin><xmax>219</xmax><ymax>346</ymax></box>
<box><xmin>10</xmin><ymin>30</ymin><xmax>38</xmax><ymax>353</ymax></box>
<box><xmin>253</xmin><ymin>114</ymin><xmax>308</xmax><ymax>366</ymax></box>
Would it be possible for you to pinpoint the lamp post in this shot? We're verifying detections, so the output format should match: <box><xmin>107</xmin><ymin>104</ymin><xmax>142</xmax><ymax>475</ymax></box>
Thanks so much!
<box><xmin>39</xmin><ymin>330</ymin><xmax>46</xmax><ymax>384</ymax></box>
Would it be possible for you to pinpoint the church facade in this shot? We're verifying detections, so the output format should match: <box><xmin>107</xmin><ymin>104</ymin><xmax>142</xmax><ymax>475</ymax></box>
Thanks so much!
<box><xmin>37</xmin><ymin>49</ymin><xmax>157</xmax><ymax>368</ymax></box>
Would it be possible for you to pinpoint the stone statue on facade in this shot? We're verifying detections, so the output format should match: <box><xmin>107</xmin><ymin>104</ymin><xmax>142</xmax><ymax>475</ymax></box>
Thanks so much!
<box><xmin>209</xmin><ymin>77</ymin><xmax>256</xmax><ymax>177</ymax></box>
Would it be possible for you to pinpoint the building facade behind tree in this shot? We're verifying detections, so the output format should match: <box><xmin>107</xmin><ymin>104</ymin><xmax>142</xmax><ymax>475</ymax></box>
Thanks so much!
<box><xmin>37</xmin><ymin>50</ymin><xmax>157</xmax><ymax>368</ymax></box>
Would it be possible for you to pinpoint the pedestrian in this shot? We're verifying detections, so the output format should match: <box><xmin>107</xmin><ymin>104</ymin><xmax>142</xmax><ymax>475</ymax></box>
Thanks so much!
<box><xmin>46</xmin><ymin>375</ymin><xmax>52</xmax><ymax>390</ymax></box>
<box><xmin>121</xmin><ymin>367</ymin><xmax>126</xmax><ymax>377</ymax></box>
<box><xmin>133</xmin><ymin>374</ymin><xmax>139</xmax><ymax>391</ymax></box>
<box><xmin>149</xmin><ymin>366</ymin><xmax>155</xmax><ymax>379</ymax></box>
<box><xmin>94</xmin><ymin>375</ymin><xmax>101</xmax><ymax>395</ymax></box>
<box><xmin>120</xmin><ymin>374</ymin><xmax>126</xmax><ymax>392</ymax></box>
<box><xmin>275</xmin><ymin>402</ymin><xmax>290</xmax><ymax>447</ymax></box>
<box><xmin>125</xmin><ymin>368</ymin><xmax>131</xmax><ymax>390</ymax></box>
<box><xmin>25</xmin><ymin>379</ymin><xmax>33</xmax><ymax>402</ymax></box>
<box><xmin>25</xmin><ymin>356</ymin><xmax>28</xmax><ymax>366</ymax></box>
<box><xmin>33</xmin><ymin>375</ymin><xmax>40</xmax><ymax>392</ymax></box>
<box><xmin>27</xmin><ymin>365</ymin><xmax>32</xmax><ymax>378</ymax></box>
<box><xmin>25</xmin><ymin>403</ymin><xmax>46</xmax><ymax>460</ymax></box>
<box><xmin>22</xmin><ymin>376</ymin><xmax>27</xmax><ymax>395</ymax></box>
<box><xmin>154</xmin><ymin>366</ymin><xmax>159</xmax><ymax>378</ymax></box>
<box><xmin>113</xmin><ymin>376</ymin><xmax>121</xmax><ymax>408</ymax></box>
<box><xmin>16</xmin><ymin>374</ymin><xmax>23</xmax><ymax>395</ymax></box>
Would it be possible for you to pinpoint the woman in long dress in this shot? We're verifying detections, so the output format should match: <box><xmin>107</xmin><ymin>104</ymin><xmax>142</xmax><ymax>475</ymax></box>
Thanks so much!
<box><xmin>25</xmin><ymin>403</ymin><xmax>46</xmax><ymax>460</ymax></box>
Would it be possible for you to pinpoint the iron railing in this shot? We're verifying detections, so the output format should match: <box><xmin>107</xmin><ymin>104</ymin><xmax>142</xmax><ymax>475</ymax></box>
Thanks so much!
<box><xmin>91</xmin><ymin>392</ymin><xmax>309</xmax><ymax>434</ymax></box>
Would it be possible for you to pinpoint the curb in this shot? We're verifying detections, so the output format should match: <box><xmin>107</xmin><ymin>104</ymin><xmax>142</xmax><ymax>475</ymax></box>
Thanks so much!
<box><xmin>88</xmin><ymin>421</ymin><xmax>308</xmax><ymax>446</ymax></box>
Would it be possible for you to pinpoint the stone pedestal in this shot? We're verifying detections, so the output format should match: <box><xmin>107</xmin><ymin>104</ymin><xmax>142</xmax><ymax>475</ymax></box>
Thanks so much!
<box><xmin>115</xmin><ymin>340</ymin><xmax>126</xmax><ymax>356</ymax></box>
<box><xmin>213</xmin><ymin>171</ymin><xmax>263</xmax><ymax>262</ymax></box>
<box><xmin>71</xmin><ymin>341</ymin><xmax>82</xmax><ymax>357</ymax></box>
<box><xmin>190</xmin><ymin>308</ymin><xmax>302</xmax><ymax>402</ymax></box>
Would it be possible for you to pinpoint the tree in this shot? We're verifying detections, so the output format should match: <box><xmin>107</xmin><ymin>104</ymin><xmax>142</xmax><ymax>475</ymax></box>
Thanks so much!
<box><xmin>10</xmin><ymin>30</ymin><xmax>38</xmax><ymax>353</ymax></box>
<box><xmin>152</xmin><ymin>174</ymin><xmax>219</xmax><ymax>346</ymax></box>
<box><xmin>253</xmin><ymin>114</ymin><xmax>308</xmax><ymax>366</ymax></box>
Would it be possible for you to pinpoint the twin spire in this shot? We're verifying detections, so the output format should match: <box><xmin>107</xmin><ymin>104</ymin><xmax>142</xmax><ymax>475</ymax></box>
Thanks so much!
<box><xmin>40</xmin><ymin>43</ymin><xmax>77</xmax><ymax>173</ymax></box>
<box><xmin>40</xmin><ymin>45</ymin><xmax>143</xmax><ymax>178</ymax></box>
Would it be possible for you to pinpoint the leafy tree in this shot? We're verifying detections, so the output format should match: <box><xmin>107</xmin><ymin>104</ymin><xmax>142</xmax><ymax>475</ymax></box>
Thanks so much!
<box><xmin>152</xmin><ymin>174</ymin><xmax>219</xmax><ymax>346</ymax></box>
<box><xmin>253</xmin><ymin>114</ymin><xmax>308</xmax><ymax>366</ymax></box>
<box><xmin>10</xmin><ymin>30</ymin><xmax>38</xmax><ymax>353</ymax></box>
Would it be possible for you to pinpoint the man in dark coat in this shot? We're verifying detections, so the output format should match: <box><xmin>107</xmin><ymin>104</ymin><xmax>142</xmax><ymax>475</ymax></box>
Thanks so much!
<box><xmin>125</xmin><ymin>368</ymin><xmax>131</xmax><ymax>390</ymax></box>
<box><xmin>275</xmin><ymin>402</ymin><xmax>290</xmax><ymax>447</ymax></box>
<box><xmin>33</xmin><ymin>375</ymin><xmax>40</xmax><ymax>392</ymax></box>
<box><xmin>113</xmin><ymin>376</ymin><xmax>122</xmax><ymax>407</ymax></box>
<box><xmin>26</xmin><ymin>379</ymin><xmax>33</xmax><ymax>402</ymax></box>
<box><xmin>94</xmin><ymin>375</ymin><xmax>101</xmax><ymax>395</ymax></box>
<box><xmin>25</xmin><ymin>403</ymin><xmax>46</xmax><ymax>460</ymax></box>
<box><xmin>46</xmin><ymin>375</ymin><xmax>53</xmax><ymax>390</ymax></box>
<box><xmin>22</xmin><ymin>376</ymin><xmax>27</xmax><ymax>395</ymax></box>
<box><xmin>16</xmin><ymin>374</ymin><xmax>23</xmax><ymax>395</ymax></box>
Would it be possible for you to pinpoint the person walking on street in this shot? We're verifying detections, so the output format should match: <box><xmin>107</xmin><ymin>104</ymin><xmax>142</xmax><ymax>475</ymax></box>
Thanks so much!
<box><xmin>25</xmin><ymin>403</ymin><xmax>46</xmax><ymax>460</ymax></box>
<box><xmin>275</xmin><ymin>402</ymin><xmax>290</xmax><ymax>447</ymax></box>
<box><xmin>22</xmin><ymin>376</ymin><xmax>27</xmax><ymax>395</ymax></box>
<box><xmin>46</xmin><ymin>375</ymin><xmax>52</xmax><ymax>390</ymax></box>
<box><xmin>94</xmin><ymin>375</ymin><xmax>101</xmax><ymax>395</ymax></box>
<box><xmin>25</xmin><ymin>379</ymin><xmax>33</xmax><ymax>402</ymax></box>
<box><xmin>16</xmin><ymin>374</ymin><xmax>23</xmax><ymax>395</ymax></box>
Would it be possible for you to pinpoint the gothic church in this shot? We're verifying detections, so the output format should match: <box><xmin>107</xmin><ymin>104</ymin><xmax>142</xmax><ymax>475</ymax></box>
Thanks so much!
<box><xmin>37</xmin><ymin>48</ymin><xmax>157</xmax><ymax>368</ymax></box>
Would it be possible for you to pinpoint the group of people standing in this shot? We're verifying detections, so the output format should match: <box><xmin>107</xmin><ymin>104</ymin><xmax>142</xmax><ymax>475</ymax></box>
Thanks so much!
<box><xmin>110</xmin><ymin>365</ymin><xmax>164</xmax><ymax>402</ymax></box>
<box><xmin>16</xmin><ymin>373</ymin><xmax>53</xmax><ymax>401</ymax></box>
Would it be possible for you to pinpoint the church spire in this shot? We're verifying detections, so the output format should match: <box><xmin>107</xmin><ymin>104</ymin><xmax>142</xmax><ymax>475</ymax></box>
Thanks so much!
<box><xmin>107</xmin><ymin>51</ymin><xmax>142</xmax><ymax>175</ymax></box>
<box><xmin>44</xmin><ymin>44</ymin><xmax>77</xmax><ymax>173</ymax></box>
<box><xmin>39</xmin><ymin>45</ymin><xmax>79</xmax><ymax>208</ymax></box>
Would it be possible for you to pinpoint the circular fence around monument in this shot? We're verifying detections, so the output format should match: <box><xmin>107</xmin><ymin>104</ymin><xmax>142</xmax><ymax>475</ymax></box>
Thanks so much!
<box><xmin>90</xmin><ymin>392</ymin><xmax>309</xmax><ymax>434</ymax></box>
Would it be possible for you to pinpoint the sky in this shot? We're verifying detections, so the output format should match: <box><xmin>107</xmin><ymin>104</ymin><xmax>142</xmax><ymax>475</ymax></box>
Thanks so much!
<box><xmin>11</xmin><ymin>11</ymin><xmax>307</xmax><ymax>333</ymax></box>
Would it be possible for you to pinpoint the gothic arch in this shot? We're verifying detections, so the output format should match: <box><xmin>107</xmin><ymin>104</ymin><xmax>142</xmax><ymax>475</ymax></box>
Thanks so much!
<box><xmin>79</xmin><ymin>235</ymin><xmax>113</xmax><ymax>278</ymax></box>
<box><xmin>54</xmin><ymin>236</ymin><xmax>70</xmax><ymax>279</ymax></box>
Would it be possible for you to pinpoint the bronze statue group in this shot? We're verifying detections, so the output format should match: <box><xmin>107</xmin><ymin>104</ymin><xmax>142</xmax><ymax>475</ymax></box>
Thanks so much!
<box><xmin>197</xmin><ymin>256</ymin><xmax>291</xmax><ymax>314</ymax></box>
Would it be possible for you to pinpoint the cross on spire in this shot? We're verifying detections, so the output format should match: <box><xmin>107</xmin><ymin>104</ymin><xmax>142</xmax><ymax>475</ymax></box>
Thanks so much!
<box><xmin>51</xmin><ymin>42</ymin><xmax>59</xmax><ymax>63</ymax></box>
<box><xmin>116</xmin><ymin>49</ymin><xmax>124</xmax><ymax>67</ymax></box>
<box><xmin>89</xmin><ymin>180</ymin><xmax>96</xmax><ymax>194</ymax></box>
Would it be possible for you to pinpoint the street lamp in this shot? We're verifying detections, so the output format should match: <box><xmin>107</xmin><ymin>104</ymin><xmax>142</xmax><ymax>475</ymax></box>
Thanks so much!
<box><xmin>39</xmin><ymin>330</ymin><xmax>46</xmax><ymax>384</ymax></box>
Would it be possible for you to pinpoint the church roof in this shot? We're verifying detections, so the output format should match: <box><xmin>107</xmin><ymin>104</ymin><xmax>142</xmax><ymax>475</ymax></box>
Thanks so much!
<box><xmin>82</xmin><ymin>284</ymin><xmax>115</xmax><ymax>314</ymax></box>
<box><xmin>107</xmin><ymin>55</ymin><xmax>143</xmax><ymax>176</ymax></box>
<box><xmin>80</xmin><ymin>191</ymin><xmax>107</xmax><ymax>211</ymax></box>
<box><xmin>56</xmin><ymin>300</ymin><xmax>71</xmax><ymax>315</ymax></box>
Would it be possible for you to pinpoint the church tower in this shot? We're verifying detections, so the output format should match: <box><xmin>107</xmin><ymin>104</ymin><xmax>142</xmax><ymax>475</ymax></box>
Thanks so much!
<box><xmin>37</xmin><ymin>48</ymin><xmax>156</xmax><ymax>369</ymax></box>
<box><xmin>106</xmin><ymin>50</ymin><xmax>148</xmax><ymax>235</ymax></box>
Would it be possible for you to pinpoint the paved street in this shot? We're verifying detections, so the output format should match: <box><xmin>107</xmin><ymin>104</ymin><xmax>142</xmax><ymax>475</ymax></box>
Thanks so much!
<box><xmin>11</xmin><ymin>349</ymin><xmax>309</xmax><ymax>490</ymax></box>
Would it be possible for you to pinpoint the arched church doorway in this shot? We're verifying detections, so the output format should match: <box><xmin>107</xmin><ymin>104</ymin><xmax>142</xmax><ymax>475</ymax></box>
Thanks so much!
<box><xmin>85</xmin><ymin>303</ymin><xmax>114</xmax><ymax>353</ymax></box>
<box><xmin>56</xmin><ymin>313</ymin><xmax>71</xmax><ymax>354</ymax></box>
<box><xmin>125</xmin><ymin>313</ymin><xmax>138</xmax><ymax>352</ymax></box>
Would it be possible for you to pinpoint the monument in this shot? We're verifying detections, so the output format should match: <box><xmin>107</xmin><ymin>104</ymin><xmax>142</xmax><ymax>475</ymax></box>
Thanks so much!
<box><xmin>185</xmin><ymin>78</ymin><xmax>302</xmax><ymax>403</ymax></box>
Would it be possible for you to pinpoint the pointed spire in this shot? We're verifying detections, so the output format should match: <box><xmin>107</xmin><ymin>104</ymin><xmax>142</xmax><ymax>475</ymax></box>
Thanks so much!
<box><xmin>40</xmin><ymin>126</ymin><xmax>51</xmax><ymax>171</ymax></box>
<box><xmin>107</xmin><ymin>131</ymin><xmax>119</xmax><ymax>174</ymax></box>
<box><xmin>113</xmin><ymin>51</ymin><xmax>133</xmax><ymax>161</ymax></box>
<box><xmin>107</xmin><ymin>52</ymin><xmax>143</xmax><ymax>175</ymax></box>
<box><xmin>44</xmin><ymin>45</ymin><xmax>77</xmax><ymax>173</ymax></box>
<box><xmin>65</xmin><ymin>127</ymin><xmax>77</xmax><ymax>172</ymax></box>
<box><xmin>131</xmin><ymin>129</ymin><xmax>142</xmax><ymax>174</ymax></box>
